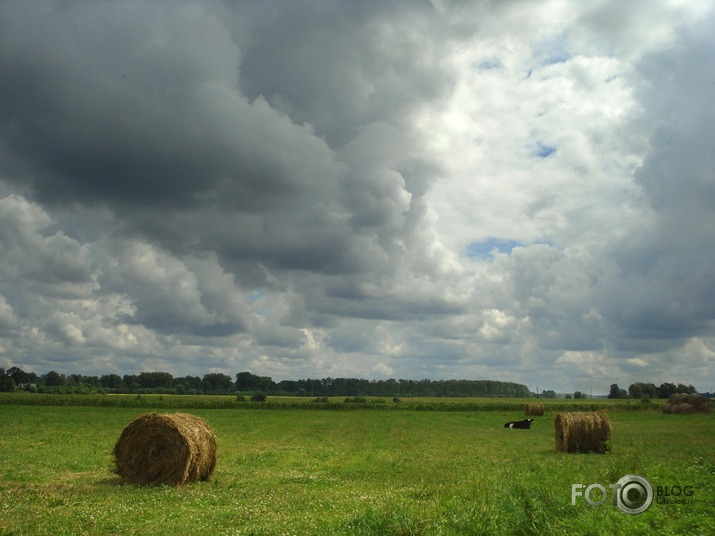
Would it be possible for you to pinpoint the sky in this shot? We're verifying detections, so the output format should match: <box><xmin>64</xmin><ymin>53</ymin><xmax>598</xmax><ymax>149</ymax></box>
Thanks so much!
<box><xmin>1</xmin><ymin>0</ymin><xmax>714</xmax><ymax>394</ymax></box>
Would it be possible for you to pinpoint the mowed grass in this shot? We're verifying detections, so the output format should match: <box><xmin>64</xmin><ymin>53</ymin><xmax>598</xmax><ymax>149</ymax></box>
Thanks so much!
<box><xmin>0</xmin><ymin>405</ymin><xmax>713</xmax><ymax>535</ymax></box>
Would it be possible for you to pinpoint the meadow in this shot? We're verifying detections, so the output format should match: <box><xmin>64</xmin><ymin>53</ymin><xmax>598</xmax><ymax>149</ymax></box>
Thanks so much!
<box><xmin>0</xmin><ymin>397</ymin><xmax>713</xmax><ymax>535</ymax></box>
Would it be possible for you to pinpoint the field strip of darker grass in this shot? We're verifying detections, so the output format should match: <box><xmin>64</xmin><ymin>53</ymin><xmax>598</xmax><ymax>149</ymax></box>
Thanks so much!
<box><xmin>0</xmin><ymin>392</ymin><xmax>661</xmax><ymax>412</ymax></box>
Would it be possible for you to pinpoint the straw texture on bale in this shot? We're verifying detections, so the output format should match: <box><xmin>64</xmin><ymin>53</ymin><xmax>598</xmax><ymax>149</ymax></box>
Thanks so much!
<box><xmin>114</xmin><ymin>412</ymin><xmax>217</xmax><ymax>487</ymax></box>
<box><xmin>671</xmin><ymin>403</ymin><xmax>694</xmax><ymax>414</ymax></box>
<box><xmin>554</xmin><ymin>411</ymin><xmax>611</xmax><ymax>453</ymax></box>
<box><xmin>662</xmin><ymin>392</ymin><xmax>710</xmax><ymax>414</ymax></box>
<box><xmin>669</xmin><ymin>393</ymin><xmax>689</xmax><ymax>404</ymax></box>
<box><xmin>524</xmin><ymin>403</ymin><xmax>545</xmax><ymax>416</ymax></box>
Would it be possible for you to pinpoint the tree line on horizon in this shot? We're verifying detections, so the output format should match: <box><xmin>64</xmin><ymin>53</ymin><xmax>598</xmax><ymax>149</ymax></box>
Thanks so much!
<box><xmin>1</xmin><ymin>367</ymin><xmax>702</xmax><ymax>398</ymax></box>
<box><xmin>0</xmin><ymin>367</ymin><xmax>533</xmax><ymax>397</ymax></box>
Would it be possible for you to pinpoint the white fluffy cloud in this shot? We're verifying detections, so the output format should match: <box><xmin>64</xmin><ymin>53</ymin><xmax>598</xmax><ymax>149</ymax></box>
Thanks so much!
<box><xmin>0</xmin><ymin>0</ymin><xmax>713</xmax><ymax>393</ymax></box>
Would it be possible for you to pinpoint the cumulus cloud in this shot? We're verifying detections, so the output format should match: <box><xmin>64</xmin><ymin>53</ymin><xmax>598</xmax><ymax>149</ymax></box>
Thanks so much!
<box><xmin>0</xmin><ymin>1</ymin><xmax>713</xmax><ymax>393</ymax></box>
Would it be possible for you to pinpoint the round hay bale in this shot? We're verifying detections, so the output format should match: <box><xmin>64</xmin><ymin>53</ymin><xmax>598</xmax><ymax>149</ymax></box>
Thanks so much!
<box><xmin>554</xmin><ymin>411</ymin><xmax>611</xmax><ymax>454</ymax></box>
<box><xmin>524</xmin><ymin>403</ymin><xmax>545</xmax><ymax>416</ymax></box>
<box><xmin>114</xmin><ymin>412</ymin><xmax>217</xmax><ymax>487</ymax></box>
<box><xmin>661</xmin><ymin>403</ymin><xmax>673</xmax><ymax>414</ymax></box>
<box><xmin>672</xmin><ymin>402</ymin><xmax>695</xmax><ymax>414</ymax></box>
<box><xmin>664</xmin><ymin>393</ymin><xmax>711</xmax><ymax>413</ymax></box>
<box><xmin>685</xmin><ymin>393</ymin><xmax>706</xmax><ymax>409</ymax></box>
<box><xmin>668</xmin><ymin>393</ymin><xmax>688</xmax><ymax>405</ymax></box>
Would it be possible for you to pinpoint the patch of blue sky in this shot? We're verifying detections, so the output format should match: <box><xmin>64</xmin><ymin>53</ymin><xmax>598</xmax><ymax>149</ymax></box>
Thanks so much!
<box><xmin>476</xmin><ymin>57</ymin><xmax>503</xmax><ymax>71</ymax></box>
<box><xmin>245</xmin><ymin>288</ymin><xmax>267</xmax><ymax>303</ymax></box>
<box><xmin>465</xmin><ymin>238</ymin><xmax>524</xmax><ymax>259</ymax></box>
<box><xmin>542</xmin><ymin>51</ymin><xmax>570</xmax><ymax>65</ymax></box>
<box><xmin>532</xmin><ymin>33</ymin><xmax>571</xmax><ymax>66</ymax></box>
<box><xmin>535</xmin><ymin>141</ymin><xmax>557</xmax><ymax>158</ymax></box>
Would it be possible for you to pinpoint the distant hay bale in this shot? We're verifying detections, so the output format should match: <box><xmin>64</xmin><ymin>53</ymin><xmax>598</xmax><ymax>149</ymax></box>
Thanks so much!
<box><xmin>668</xmin><ymin>393</ymin><xmax>689</xmax><ymax>405</ymax></box>
<box><xmin>114</xmin><ymin>412</ymin><xmax>217</xmax><ymax>487</ymax></box>
<box><xmin>554</xmin><ymin>411</ymin><xmax>611</xmax><ymax>454</ymax></box>
<box><xmin>671</xmin><ymin>402</ymin><xmax>694</xmax><ymax>414</ymax></box>
<box><xmin>662</xmin><ymin>393</ymin><xmax>710</xmax><ymax>414</ymax></box>
<box><xmin>685</xmin><ymin>393</ymin><xmax>708</xmax><ymax>410</ymax></box>
<box><xmin>525</xmin><ymin>403</ymin><xmax>545</xmax><ymax>416</ymax></box>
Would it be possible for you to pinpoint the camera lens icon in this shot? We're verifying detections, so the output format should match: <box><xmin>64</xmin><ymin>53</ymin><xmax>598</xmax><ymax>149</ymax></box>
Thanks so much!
<box><xmin>615</xmin><ymin>475</ymin><xmax>653</xmax><ymax>514</ymax></box>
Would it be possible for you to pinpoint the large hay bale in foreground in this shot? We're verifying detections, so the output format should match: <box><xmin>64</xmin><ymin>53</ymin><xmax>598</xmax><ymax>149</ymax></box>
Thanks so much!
<box><xmin>555</xmin><ymin>411</ymin><xmax>611</xmax><ymax>453</ymax></box>
<box><xmin>114</xmin><ymin>412</ymin><xmax>217</xmax><ymax>487</ymax></box>
<box><xmin>525</xmin><ymin>403</ymin><xmax>545</xmax><ymax>416</ymax></box>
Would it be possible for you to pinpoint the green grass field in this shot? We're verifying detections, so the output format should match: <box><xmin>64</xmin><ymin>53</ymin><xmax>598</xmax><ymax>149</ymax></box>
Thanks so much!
<box><xmin>1</xmin><ymin>400</ymin><xmax>713</xmax><ymax>535</ymax></box>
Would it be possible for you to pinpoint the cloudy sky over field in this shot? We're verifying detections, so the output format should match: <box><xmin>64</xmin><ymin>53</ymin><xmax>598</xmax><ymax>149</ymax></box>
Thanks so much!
<box><xmin>1</xmin><ymin>0</ymin><xmax>714</xmax><ymax>393</ymax></box>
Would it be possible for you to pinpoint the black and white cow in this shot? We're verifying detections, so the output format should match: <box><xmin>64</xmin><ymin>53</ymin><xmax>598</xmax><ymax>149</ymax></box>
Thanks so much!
<box><xmin>503</xmin><ymin>418</ymin><xmax>533</xmax><ymax>429</ymax></box>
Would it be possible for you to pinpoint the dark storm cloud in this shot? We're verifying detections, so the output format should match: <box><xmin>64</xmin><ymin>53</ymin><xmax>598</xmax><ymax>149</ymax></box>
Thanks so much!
<box><xmin>601</xmin><ymin>10</ymin><xmax>715</xmax><ymax>348</ymax></box>
<box><xmin>0</xmin><ymin>1</ymin><xmax>338</xmax><ymax>212</ymax></box>
<box><xmin>0</xmin><ymin>1</ymin><xmax>239</xmax><ymax>205</ymax></box>
<box><xmin>236</xmin><ymin>0</ymin><xmax>453</xmax><ymax>148</ymax></box>
<box><xmin>0</xmin><ymin>0</ymin><xmax>451</xmax><ymax>282</ymax></box>
<box><xmin>0</xmin><ymin>0</ymin><xmax>461</xmax><ymax>371</ymax></box>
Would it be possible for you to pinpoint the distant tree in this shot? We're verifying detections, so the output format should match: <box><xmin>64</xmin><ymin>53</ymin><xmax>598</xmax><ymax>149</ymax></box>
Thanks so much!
<box><xmin>100</xmin><ymin>374</ymin><xmax>123</xmax><ymax>389</ymax></box>
<box><xmin>202</xmin><ymin>373</ymin><xmax>233</xmax><ymax>393</ymax></box>
<box><xmin>385</xmin><ymin>378</ymin><xmax>399</xmax><ymax>396</ymax></box>
<box><xmin>676</xmin><ymin>383</ymin><xmax>696</xmax><ymax>394</ymax></box>
<box><xmin>122</xmin><ymin>374</ymin><xmax>141</xmax><ymax>391</ymax></box>
<box><xmin>67</xmin><ymin>374</ymin><xmax>100</xmax><ymax>388</ymax></box>
<box><xmin>541</xmin><ymin>390</ymin><xmax>556</xmax><ymax>399</ymax></box>
<box><xmin>628</xmin><ymin>383</ymin><xmax>643</xmax><ymax>399</ymax></box>
<box><xmin>6</xmin><ymin>366</ymin><xmax>37</xmax><ymax>385</ymax></box>
<box><xmin>234</xmin><ymin>372</ymin><xmax>275</xmax><ymax>393</ymax></box>
<box><xmin>236</xmin><ymin>371</ymin><xmax>261</xmax><ymax>391</ymax></box>
<box><xmin>257</xmin><ymin>376</ymin><xmax>276</xmax><ymax>392</ymax></box>
<box><xmin>608</xmin><ymin>384</ymin><xmax>622</xmax><ymax>399</ymax></box>
<box><xmin>44</xmin><ymin>370</ymin><xmax>65</xmax><ymax>387</ymax></box>
<box><xmin>573</xmin><ymin>391</ymin><xmax>585</xmax><ymax>399</ymax></box>
<box><xmin>138</xmin><ymin>372</ymin><xmax>173</xmax><ymax>389</ymax></box>
<box><xmin>657</xmin><ymin>382</ymin><xmax>677</xmax><ymax>398</ymax></box>
<box><xmin>0</xmin><ymin>368</ymin><xmax>16</xmax><ymax>392</ymax></box>
<box><xmin>640</xmin><ymin>383</ymin><xmax>656</xmax><ymax>397</ymax></box>
<box><xmin>67</xmin><ymin>374</ymin><xmax>81</xmax><ymax>386</ymax></box>
<box><xmin>174</xmin><ymin>375</ymin><xmax>202</xmax><ymax>393</ymax></box>
<box><xmin>608</xmin><ymin>383</ymin><xmax>620</xmax><ymax>398</ymax></box>
<box><xmin>627</xmin><ymin>382</ymin><xmax>657</xmax><ymax>399</ymax></box>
